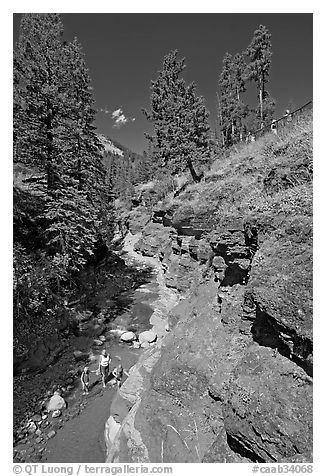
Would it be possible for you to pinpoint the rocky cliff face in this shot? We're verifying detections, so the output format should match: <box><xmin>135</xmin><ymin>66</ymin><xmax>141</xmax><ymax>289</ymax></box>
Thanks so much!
<box><xmin>106</xmin><ymin>117</ymin><xmax>313</xmax><ymax>463</ymax></box>
<box><xmin>105</xmin><ymin>194</ymin><xmax>312</xmax><ymax>463</ymax></box>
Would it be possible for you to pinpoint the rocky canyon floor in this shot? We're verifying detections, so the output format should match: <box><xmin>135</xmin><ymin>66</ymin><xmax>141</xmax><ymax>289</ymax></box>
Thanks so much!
<box><xmin>13</xmin><ymin>233</ymin><xmax>175</xmax><ymax>463</ymax></box>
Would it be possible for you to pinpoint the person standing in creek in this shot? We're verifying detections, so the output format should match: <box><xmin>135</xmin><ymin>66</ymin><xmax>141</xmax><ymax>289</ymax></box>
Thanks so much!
<box><xmin>80</xmin><ymin>366</ymin><xmax>90</xmax><ymax>395</ymax></box>
<box><xmin>98</xmin><ymin>350</ymin><xmax>111</xmax><ymax>388</ymax></box>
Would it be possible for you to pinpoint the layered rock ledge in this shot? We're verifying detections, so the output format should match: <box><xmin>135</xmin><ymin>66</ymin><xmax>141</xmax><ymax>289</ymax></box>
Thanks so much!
<box><xmin>105</xmin><ymin>186</ymin><xmax>312</xmax><ymax>463</ymax></box>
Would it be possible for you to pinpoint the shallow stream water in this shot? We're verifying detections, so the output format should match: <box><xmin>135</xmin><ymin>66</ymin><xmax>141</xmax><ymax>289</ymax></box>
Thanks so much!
<box><xmin>14</xmin><ymin>234</ymin><xmax>162</xmax><ymax>463</ymax></box>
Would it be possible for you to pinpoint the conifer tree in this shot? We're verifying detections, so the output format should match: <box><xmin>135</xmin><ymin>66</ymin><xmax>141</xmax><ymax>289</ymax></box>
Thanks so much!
<box><xmin>136</xmin><ymin>151</ymin><xmax>151</xmax><ymax>182</ymax></box>
<box><xmin>233</xmin><ymin>53</ymin><xmax>247</xmax><ymax>103</ymax></box>
<box><xmin>232</xmin><ymin>53</ymin><xmax>248</xmax><ymax>138</ymax></box>
<box><xmin>61</xmin><ymin>38</ymin><xmax>107</xmax><ymax>199</ymax></box>
<box><xmin>245</xmin><ymin>24</ymin><xmax>274</xmax><ymax>125</ymax></box>
<box><xmin>14</xmin><ymin>14</ymin><xmax>111</xmax><ymax>275</ymax></box>
<box><xmin>218</xmin><ymin>52</ymin><xmax>248</xmax><ymax>146</ymax></box>
<box><xmin>14</xmin><ymin>14</ymin><xmax>65</xmax><ymax>192</ymax></box>
<box><xmin>143</xmin><ymin>50</ymin><xmax>211</xmax><ymax>182</ymax></box>
<box><xmin>61</xmin><ymin>38</ymin><xmax>111</xmax><ymax>253</ymax></box>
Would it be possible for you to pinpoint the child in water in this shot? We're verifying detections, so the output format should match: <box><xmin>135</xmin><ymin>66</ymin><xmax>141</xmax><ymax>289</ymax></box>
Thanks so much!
<box><xmin>109</xmin><ymin>364</ymin><xmax>129</xmax><ymax>388</ymax></box>
<box><xmin>80</xmin><ymin>366</ymin><xmax>90</xmax><ymax>395</ymax></box>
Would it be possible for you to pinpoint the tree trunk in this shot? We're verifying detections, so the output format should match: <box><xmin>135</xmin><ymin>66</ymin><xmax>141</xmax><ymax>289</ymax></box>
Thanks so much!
<box><xmin>77</xmin><ymin>136</ymin><xmax>82</xmax><ymax>191</ymax></box>
<box><xmin>187</xmin><ymin>159</ymin><xmax>202</xmax><ymax>183</ymax></box>
<box><xmin>45</xmin><ymin>60</ymin><xmax>55</xmax><ymax>193</ymax></box>
<box><xmin>216</xmin><ymin>91</ymin><xmax>225</xmax><ymax>147</ymax></box>
<box><xmin>46</xmin><ymin>110</ymin><xmax>54</xmax><ymax>192</ymax></box>
<box><xmin>259</xmin><ymin>72</ymin><xmax>266</xmax><ymax>124</ymax></box>
<box><xmin>231</xmin><ymin>121</ymin><xmax>235</xmax><ymax>142</ymax></box>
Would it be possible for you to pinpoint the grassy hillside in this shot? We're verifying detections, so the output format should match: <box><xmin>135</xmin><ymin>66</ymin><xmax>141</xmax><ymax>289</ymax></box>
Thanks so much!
<box><xmin>169</xmin><ymin>111</ymin><xmax>312</xmax><ymax>236</ymax></box>
<box><xmin>163</xmin><ymin>110</ymin><xmax>313</xmax><ymax>370</ymax></box>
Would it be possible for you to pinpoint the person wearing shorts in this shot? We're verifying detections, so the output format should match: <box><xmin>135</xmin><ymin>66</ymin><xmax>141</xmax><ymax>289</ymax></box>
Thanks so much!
<box><xmin>81</xmin><ymin>366</ymin><xmax>90</xmax><ymax>395</ymax></box>
<box><xmin>98</xmin><ymin>350</ymin><xmax>111</xmax><ymax>388</ymax></box>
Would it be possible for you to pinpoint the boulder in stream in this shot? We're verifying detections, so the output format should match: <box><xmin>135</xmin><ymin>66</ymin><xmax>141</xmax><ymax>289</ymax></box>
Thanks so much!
<box><xmin>140</xmin><ymin>341</ymin><xmax>150</xmax><ymax>349</ymax></box>
<box><xmin>139</xmin><ymin>330</ymin><xmax>157</xmax><ymax>344</ymax></box>
<box><xmin>26</xmin><ymin>421</ymin><xmax>37</xmax><ymax>434</ymax></box>
<box><xmin>120</xmin><ymin>331</ymin><xmax>136</xmax><ymax>342</ymax></box>
<box><xmin>93</xmin><ymin>339</ymin><xmax>104</xmax><ymax>346</ymax></box>
<box><xmin>46</xmin><ymin>392</ymin><xmax>66</xmax><ymax>412</ymax></box>
<box><xmin>32</xmin><ymin>414</ymin><xmax>42</xmax><ymax>423</ymax></box>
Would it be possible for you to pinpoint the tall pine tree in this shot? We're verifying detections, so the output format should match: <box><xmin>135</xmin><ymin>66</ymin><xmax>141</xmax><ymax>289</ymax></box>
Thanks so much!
<box><xmin>143</xmin><ymin>50</ymin><xmax>211</xmax><ymax>182</ymax></box>
<box><xmin>14</xmin><ymin>14</ymin><xmax>65</xmax><ymax>192</ymax></box>
<box><xmin>14</xmin><ymin>14</ymin><xmax>111</xmax><ymax>274</ymax></box>
<box><xmin>218</xmin><ymin>52</ymin><xmax>247</xmax><ymax>146</ymax></box>
<box><xmin>245</xmin><ymin>24</ymin><xmax>275</xmax><ymax>126</ymax></box>
<box><xmin>61</xmin><ymin>38</ymin><xmax>107</xmax><ymax>200</ymax></box>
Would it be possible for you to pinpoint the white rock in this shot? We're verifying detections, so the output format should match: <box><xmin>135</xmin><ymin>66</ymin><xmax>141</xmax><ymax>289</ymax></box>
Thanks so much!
<box><xmin>106</xmin><ymin>415</ymin><xmax>121</xmax><ymax>444</ymax></box>
<box><xmin>140</xmin><ymin>341</ymin><xmax>150</xmax><ymax>349</ymax></box>
<box><xmin>120</xmin><ymin>331</ymin><xmax>136</xmax><ymax>342</ymax></box>
<box><xmin>93</xmin><ymin>339</ymin><xmax>104</xmax><ymax>346</ymax></box>
<box><xmin>98</xmin><ymin>335</ymin><xmax>106</xmax><ymax>342</ymax></box>
<box><xmin>139</xmin><ymin>330</ymin><xmax>157</xmax><ymax>344</ymax></box>
<box><xmin>27</xmin><ymin>421</ymin><xmax>37</xmax><ymax>433</ymax></box>
<box><xmin>52</xmin><ymin>410</ymin><xmax>61</xmax><ymax>418</ymax></box>
<box><xmin>46</xmin><ymin>393</ymin><xmax>66</xmax><ymax>412</ymax></box>
<box><xmin>32</xmin><ymin>414</ymin><xmax>42</xmax><ymax>422</ymax></box>
<box><xmin>109</xmin><ymin>329</ymin><xmax>126</xmax><ymax>337</ymax></box>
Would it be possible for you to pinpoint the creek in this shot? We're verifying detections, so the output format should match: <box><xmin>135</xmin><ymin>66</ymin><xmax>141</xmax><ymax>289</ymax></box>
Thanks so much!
<box><xmin>14</xmin><ymin>232</ymin><xmax>166</xmax><ymax>463</ymax></box>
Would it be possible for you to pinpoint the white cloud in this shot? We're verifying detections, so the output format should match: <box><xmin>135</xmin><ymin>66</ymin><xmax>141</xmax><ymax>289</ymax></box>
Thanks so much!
<box><xmin>98</xmin><ymin>105</ymin><xmax>136</xmax><ymax>128</ymax></box>
<box><xmin>111</xmin><ymin>107</ymin><xmax>135</xmax><ymax>128</ymax></box>
<box><xmin>114</xmin><ymin>114</ymin><xmax>128</xmax><ymax>127</ymax></box>
<box><xmin>111</xmin><ymin>108</ymin><xmax>123</xmax><ymax>119</ymax></box>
